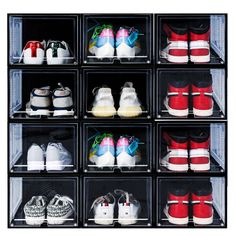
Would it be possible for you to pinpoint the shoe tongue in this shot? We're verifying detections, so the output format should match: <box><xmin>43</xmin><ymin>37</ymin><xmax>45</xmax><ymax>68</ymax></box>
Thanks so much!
<box><xmin>34</xmin><ymin>87</ymin><xmax>50</xmax><ymax>96</ymax></box>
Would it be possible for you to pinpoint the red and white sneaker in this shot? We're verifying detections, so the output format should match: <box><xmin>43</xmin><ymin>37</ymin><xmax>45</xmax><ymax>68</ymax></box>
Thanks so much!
<box><xmin>192</xmin><ymin>73</ymin><xmax>213</xmax><ymax>117</ymax></box>
<box><xmin>190</xmin><ymin>130</ymin><xmax>210</xmax><ymax>171</ymax></box>
<box><xmin>164</xmin><ymin>183</ymin><xmax>189</xmax><ymax>225</ymax></box>
<box><xmin>164</xmin><ymin>78</ymin><xmax>189</xmax><ymax>117</ymax></box>
<box><xmin>192</xmin><ymin>181</ymin><xmax>213</xmax><ymax>225</ymax></box>
<box><xmin>160</xmin><ymin>23</ymin><xmax>188</xmax><ymax>63</ymax></box>
<box><xmin>162</xmin><ymin>131</ymin><xmax>188</xmax><ymax>171</ymax></box>
<box><xmin>189</xmin><ymin>21</ymin><xmax>210</xmax><ymax>63</ymax></box>
<box><xmin>21</xmin><ymin>40</ymin><xmax>46</xmax><ymax>64</ymax></box>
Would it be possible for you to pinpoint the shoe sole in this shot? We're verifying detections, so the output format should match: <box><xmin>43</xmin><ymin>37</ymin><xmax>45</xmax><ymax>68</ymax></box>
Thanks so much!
<box><xmin>161</xmin><ymin>159</ymin><xmax>188</xmax><ymax>171</ymax></box>
<box><xmin>116</xmin><ymin>43</ymin><xmax>135</xmax><ymax>59</ymax></box>
<box><xmin>164</xmin><ymin>98</ymin><xmax>189</xmax><ymax>117</ymax></box>
<box><xmin>190</xmin><ymin>163</ymin><xmax>210</xmax><ymax>171</ymax></box>
<box><xmin>53</xmin><ymin>110</ymin><xmax>74</xmax><ymax>117</ymax></box>
<box><xmin>190</xmin><ymin>54</ymin><xmax>210</xmax><ymax>63</ymax></box>
<box><xmin>93</xmin><ymin>43</ymin><xmax>115</xmax><ymax>59</ymax></box>
<box><xmin>94</xmin><ymin>218</ymin><xmax>114</xmax><ymax>225</ymax></box>
<box><xmin>160</xmin><ymin>50</ymin><xmax>188</xmax><ymax>63</ymax></box>
<box><xmin>117</xmin><ymin>106</ymin><xmax>142</xmax><ymax>117</ymax></box>
<box><xmin>95</xmin><ymin>151</ymin><xmax>115</xmax><ymax>168</ymax></box>
<box><xmin>92</xmin><ymin>106</ymin><xmax>116</xmax><ymax>117</ymax></box>
<box><xmin>118</xmin><ymin>218</ymin><xmax>137</xmax><ymax>225</ymax></box>
<box><xmin>27</xmin><ymin>161</ymin><xmax>45</xmax><ymax>171</ymax></box>
<box><xmin>26</xmin><ymin>109</ymin><xmax>50</xmax><ymax>117</ymax></box>
<box><xmin>25</xmin><ymin>215</ymin><xmax>45</xmax><ymax>225</ymax></box>
<box><xmin>193</xmin><ymin>107</ymin><xmax>213</xmax><ymax>117</ymax></box>
<box><xmin>164</xmin><ymin>207</ymin><xmax>188</xmax><ymax>225</ymax></box>
<box><xmin>23</xmin><ymin>57</ymin><xmax>44</xmax><ymax>65</ymax></box>
<box><xmin>46</xmin><ymin>161</ymin><xmax>68</xmax><ymax>171</ymax></box>
<box><xmin>193</xmin><ymin>215</ymin><xmax>213</xmax><ymax>225</ymax></box>
<box><xmin>47</xmin><ymin>209</ymin><xmax>73</xmax><ymax>225</ymax></box>
<box><xmin>116</xmin><ymin>151</ymin><xmax>135</xmax><ymax>167</ymax></box>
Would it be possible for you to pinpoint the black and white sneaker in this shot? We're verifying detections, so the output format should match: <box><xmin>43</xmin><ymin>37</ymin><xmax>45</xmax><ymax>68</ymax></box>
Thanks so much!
<box><xmin>47</xmin><ymin>194</ymin><xmax>74</xmax><ymax>225</ymax></box>
<box><xmin>24</xmin><ymin>196</ymin><xmax>47</xmax><ymax>225</ymax></box>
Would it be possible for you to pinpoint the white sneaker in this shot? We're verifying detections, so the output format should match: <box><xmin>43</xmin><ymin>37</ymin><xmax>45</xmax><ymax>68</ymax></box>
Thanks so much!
<box><xmin>52</xmin><ymin>83</ymin><xmax>74</xmax><ymax>116</ymax></box>
<box><xmin>91</xmin><ymin>193</ymin><xmax>115</xmax><ymax>225</ymax></box>
<box><xmin>91</xmin><ymin>87</ymin><xmax>116</xmax><ymax>117</ymax></box>
<box><xmin>21</xmin><ymin>40</ymin><xmax>46</xmax><ymax>64</ymax></box>
<box><xmin>46</xmin><ymin>40</ymin><xmax>71</xmax><ymax>64</ymax></box>
<box><xmin>26</xmin><ymin>86</ymin><xmax>51</xmax><ymax>116</ymax></box>
<box><xmin>117</xmin><ymin>82</ymin><xmax>142</xmax><ymax>117</ymax></box>
<box><xmin>46</xmin><ymin>143</ymin><xmax>72</xmax><ymax>171</ymax></box>
<box><xmin>27</xmin><ymin>144</ymin><xmax>45</xmax><ymax>171</ymax></box>
<box><xmin>115</xmin><ymin>189</ymin><xmax>141</xmax><ymax>225</ymax></box>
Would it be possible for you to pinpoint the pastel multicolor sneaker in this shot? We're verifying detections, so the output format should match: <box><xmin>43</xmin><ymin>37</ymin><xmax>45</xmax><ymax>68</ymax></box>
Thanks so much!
<box><xmin>116</xmin><ymin>26</ymin><xmax>141</xmax><ymax>59</ymax></box>
<box><xmin>89</xmin><ymin>24</ymin><xmax>115</xmax><ymax>59</ymax></box>
<box><xmin>90</xmin><ymin>192</ymin><xmax>115</xmax><ymax>225</ymax></box>
<box><xmin>116</xmin><ymin>136</ymin><xmax>141</xmax><ymax>167</ymax></box>
<box><xmin>89</xmin><ymin>133</ymin><xmax>115</xmax><ymax>168</ymax></box>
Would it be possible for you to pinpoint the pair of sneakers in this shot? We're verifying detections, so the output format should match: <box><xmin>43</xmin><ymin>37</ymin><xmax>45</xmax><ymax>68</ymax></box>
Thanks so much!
<box><xmin>27</xmin><ymin>143</ymin><xmax>72</xmax><ymax>171</ymax></box>
<box><xmin>26</xmin><ymin>83</ymin><xmax>74</xmax><ymax>117</ymax></box>
<box><xmin>164</xmin><ymin>73</ymin><xmax>213</xmax><ymax>117</ymax></box>
<box><xmin>92</xmin><ymin>82</ymin><xmax>142</xmax><ymax>118</ymax></box>
<box><xmin>89</xmin><ymin>133</ymin><xmax>141</xmax><ymax>168</ymax></box>
<box><xmin>20</xmin><ymin>40</ymin><xmax>71</xmax><ymax>64</ymax></box>
<box><xmin>24</xmin><ymin>194</ymin><xmax>74</xmax><ymax>225</ymax></box>
<box><xmin>162</xmin><ymin>130</ymin><xmax>210</xmax><ymax>171</ymax></box>
<box><xmin>91</xmin><ymin>189</ymin><xmax>141</xmax><ymax>225</ymax></box>
<box><xmin>161</xmin><ymin>21</ymin><xmax>210</xmax><ymax>63</ymax></box>
<box><xmin>164</xmin><ymin>181</ymin><xmax>213</xmax><ymax>225</ymax></box>
<box><xmin>89</xmin><ymin>25</ymin><xmax>141</xmax><ymax>59</ymax></box>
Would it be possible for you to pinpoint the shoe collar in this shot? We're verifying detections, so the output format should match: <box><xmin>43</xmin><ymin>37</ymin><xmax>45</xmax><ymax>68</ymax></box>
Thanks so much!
<box><xmin>49</xmin><ymin>194</ymin><xmax>73</xmax><ymax>207</ymax></box>
<box><xmin>90</xmin><ymin>192</ymin><xmax>115</xmax><ymax>210</ymax></box>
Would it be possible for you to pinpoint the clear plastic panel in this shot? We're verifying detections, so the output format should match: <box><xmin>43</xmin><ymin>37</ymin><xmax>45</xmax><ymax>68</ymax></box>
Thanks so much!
<box><xmin>157</xmin><ymin>123</ymin><xmax>225</xmax><ymax>173</ymax></box>
<box><xmin>83</xmin><ymin>14</ymin><xmax>152</xmax><ymax>64</ymax></box>
<box><xmin>157</xmin><ymin>15</ymin><xmax>225</xmax><ymax>64</ymax></box>
<box><xmin>83</xmin><ymin>69</ymin><xmax>152</xmax><ymax>119</ymax></box>
<box><xmin>157</xmin><ymin>69</ymin><xmax>225</xmax><ymax>119</ymax></box>
<box><xmin>84</xmin><ymin>177</ymin><xmax>152</xmax><ymax>227</ymax></box>
<box><xmin>10</xmin><ymin>177</ymin><xmax>78</xmax><ymax>227</ymax></box>
<box><xmin>157</xmin><ymin>177</ymin><xmax>225</xmax><ymax>227</ymax></box>
<box><xmin>9</xmin><ymin>69</ymin><xmax>78</xmax><ymax>119</ymax></box>
<box><xmin>83</xmin><ymin>123</ymin><xmax>152</xmax><ymax>172</ymax></box>
<box><xmin>9</xmin><ymin>15</ymin><xmax>78</xmax><ymax>65</ymax></box>
<box><xmin>9</xmin><ymin>123</ymin><xmax>78</xmax><ymax>173</ymax></box>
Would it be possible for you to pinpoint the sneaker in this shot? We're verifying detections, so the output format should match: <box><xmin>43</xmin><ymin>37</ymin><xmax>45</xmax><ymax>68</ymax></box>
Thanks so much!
<box><xmin>189</xmin><ymin>21</ymin><xmax>210</xmax><ymax>63</ymax></box>
<box><xmin>47</xmin><ymin>194</ymin><xmax>74</xmax><ymax>225</ymax></box>
<box><xmin>190</xmin><ymin>130</ymin><xmax>210</xmax><ymax>171</ymax></box>
<box><xmin>162</xmin><ymin>131</ymin><xmax>188</xmax><ymax>171</ymax></box>
<box><xmin>90</xmin><ymin>192</ymin><xmax>115</xmax><ymax>225</ymax></box>
<box><xmin>114</xmin><ymin>189</ymin><xmax>141</xmax><ymax>225</ymax></box>
<box><xmin>89</xmin><ymin>133</ymin><xmax>115</xmax><ymax>168</ymax></box>
<box><xmin>160</xmin><ymin>23</ymin><xmax>188</xmax><ymax>63</ymax></box>
<box><xmin>25</xmin><ymin>86</ymin><xmax>51</xmax><ymax>116</ymax></box>
<box><xmin>116</xmin><ymin>136</ymin><xmax>140</xmax><ymax>167</ymax></box>
<box><xmin>24</xmin><ymin>196</ymin><xmax>47</xmax><ymax>225</ymax></box>
<box><xmin>192</xmin><ymin>73</ymin><xmax>213</xmax><ymax>117</ymax></box>
<box><xmin>192</xmin><ymin>181</ymin><xmax>213</xmax><ymax>225</ymax></box>
<box><xmin>46</xmin><ymin>143</ymin><xmax>72</xmax><ymax>171</ymax></box>
<box><xmin>89</xmin><ymin>25</ymin><xmax>115</xmax><ymax>59</ymax></box>
<box><xmin>117</xmin><ymin>82</ymin><xmax>142</xmax><ymax>117</ymax></box>
<box><xmin>46</xmin><ymin>40</ymin><xmax>71</xmax><ymax>64</ymax></box>
<box><xmin>116</xmin><ymin>26</ymin><xmax>141</xmax><ymax>59</ymax></box>
<box><xmin>91</xmin><ymin>86</ymin><xmax>116</xmax><ymax>117</ymax></box>
<box><xmin>164</xmin><ymin>77</ymin><xmax>189</xmax><ymax>117</ymax></box>
<box><xmin>164</xmin><ymin>183</ymin><xmax>189</xmax><ymax>225</ymax></box>
<box><xmin>21</xmin><ymin>40</ymin><xmax>46</xmax><ymax>64</ymax></box>
<box><xmin>27</xmin><ymin>143</ymin><xmax>45</xmax><ymax>171</ymax></box>
<box><xmin>52</xmin><ymin>83</ymin><xmax>74</xmax><ymax>117</ymax></box>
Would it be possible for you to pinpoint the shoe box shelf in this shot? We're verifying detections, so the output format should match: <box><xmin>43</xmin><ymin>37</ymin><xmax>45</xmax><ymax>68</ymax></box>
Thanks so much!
<box><xmin>7</xmin><ymin>13</ymin><xmax>227</xmax><ymax>228</ymax></box>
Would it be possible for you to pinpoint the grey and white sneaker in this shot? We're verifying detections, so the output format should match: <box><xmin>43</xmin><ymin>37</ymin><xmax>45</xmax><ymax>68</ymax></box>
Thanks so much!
<box><xmin>26</xmin><ymin>86</ymin><xmax>51</xmax><ymax>116</ymax></box>
<box><xmin>114</xmin><ymin>189</ymin><xmax>141</xmax><ymax>225</ymax></box>
<box><xmin>46</xmin><ymin>143</ymin><xmax>72</xmax><ymax>171</ymax></box>
<box><xmin>27</xmin><ymin>143</ymin><xmax>45</xmax><ymax>171</ymax></box>
<box><xmin>52</xmin><ymin>83</ymin><xmax>74</xmax><ymax>117</ymax></box>
<box><xmin>47</xmin><ymin>194</ymin><xmax>74</xmax><ymax>225</ymax></box>
<box><xmin>90</xmin><ymin>192</ymin><xmax>115</xmax><ymax>225</ymax></box>
<box><xmin>24</xmin><ymin>196</ymin><xmax>47</xmax><ymax>225</ymax></box>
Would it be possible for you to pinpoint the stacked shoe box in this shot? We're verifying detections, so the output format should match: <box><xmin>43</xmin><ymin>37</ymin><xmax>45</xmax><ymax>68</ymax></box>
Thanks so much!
<box><xmin>8</xmin><ymin>13</ymin><xmax>227</xmax><ymax>228</ymax></box>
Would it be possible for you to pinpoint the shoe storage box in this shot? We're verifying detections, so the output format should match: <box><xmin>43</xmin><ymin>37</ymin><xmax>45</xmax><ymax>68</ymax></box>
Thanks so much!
<box><xmin>8</xmin><ymin>13</ymin><xmax>227</xmax><ymax>228</ymax></box>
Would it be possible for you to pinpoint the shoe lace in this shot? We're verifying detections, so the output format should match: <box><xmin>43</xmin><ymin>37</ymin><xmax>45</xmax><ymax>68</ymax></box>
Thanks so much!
<box><xmin>90</xmin><ymin>192</ymin><xmax>114</xmax><ymax>211</ymax></box>
<box><xmin>91</xmin><ymin>133</ymin><xmax>113</xmax><ymax>149</ymax></box>
<box><xmin>114</xmin><ymin>189</ymin><xmax>130</xmax><ymax>204</ymax></box>
<box><xmin>52</xmin><ymin>194</ymin><xmax>74</xmax><ymax>209</ymax></box>
<box><xmin>92</xmin><ymin>85</ymin><xmax>109</xmax><ymax>96</ymax></box>
<box><xmin>91</xmin><ymin>24</ymin><xmax>113</xmax><ymax>39</ymax></box>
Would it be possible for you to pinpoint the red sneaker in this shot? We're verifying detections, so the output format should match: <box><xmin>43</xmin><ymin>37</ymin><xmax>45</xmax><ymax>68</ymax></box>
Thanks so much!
<box><xmin>189</xmin><ymin>21</ymin><xmax>210</xmax><ymax>63</ymax></box>
<box><xmin>164</xmin><ymin>77</ymin><xmax>189</xmax><ymax>117</ymax></box>
<box><xmin>192</xmin><ymin>181</ymin><xmax>213</xmax><ymax>225</ymax></box>
<box><xmin>162</xmin><ymin>131</ymin><xmax>188</xmax><ymax>171</ymax></box>
<box><xmin>164</xmin><ymin>183</ymin><xmax>189</xmax><ymax>225</ymax></box>
<box><xmin>160</xmin><ymin>23</ymin><xmax>188</xmax><ymax>63</ymax></box>
<box><xmin>190</xmin><ymin>130</ymin><xmax>210</xmax><ymax>171</ymax></box>
<box><xmin>191</xmin><ymin>73</ymin><xmax>213</xmax><ymax>117</ymax></box>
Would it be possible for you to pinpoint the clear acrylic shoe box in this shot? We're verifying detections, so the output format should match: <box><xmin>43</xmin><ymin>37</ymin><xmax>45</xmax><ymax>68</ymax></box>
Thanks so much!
<box><xmin>8</xmin><ymin>13</ymin><xmax>227</xmax><ymax>228</ymax></box>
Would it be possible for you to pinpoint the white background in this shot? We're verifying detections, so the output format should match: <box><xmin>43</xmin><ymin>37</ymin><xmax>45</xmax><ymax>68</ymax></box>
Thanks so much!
<box><xmin>0</xmin><ymin>0</ymin><xmax>234</xmax><ymax>235</ymax></box>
